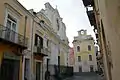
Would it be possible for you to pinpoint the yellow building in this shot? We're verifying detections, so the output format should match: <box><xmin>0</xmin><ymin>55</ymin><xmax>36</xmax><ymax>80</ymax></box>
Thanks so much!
<box><xmin>0</xmin><ymin>0</ymin><xmax>33</xmax><ymax>80</ymax></box>
<box><xmin>73</xmin><ymin>30</ymin><xmax>97</xmax><ymax>72</ymax></box>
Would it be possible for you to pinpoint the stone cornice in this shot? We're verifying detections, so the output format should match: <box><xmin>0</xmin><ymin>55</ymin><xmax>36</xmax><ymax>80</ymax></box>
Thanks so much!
<box><xmin>13</xmin><ymin>0</ymin><xmax>34</xmax><ymax>17</ymax></box>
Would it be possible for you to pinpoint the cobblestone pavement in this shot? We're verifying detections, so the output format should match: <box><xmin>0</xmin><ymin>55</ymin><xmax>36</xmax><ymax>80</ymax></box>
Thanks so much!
<box><xmin>64</xmin><ymin>72</ymin><xmax>103</xmax><ymax>80</ymax></box>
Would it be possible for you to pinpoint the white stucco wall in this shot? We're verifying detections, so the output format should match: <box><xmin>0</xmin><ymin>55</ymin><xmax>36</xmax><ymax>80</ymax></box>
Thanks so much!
<box><xmin>41</xmin><ymin>2</ymin><xmax>69</xmax><ymax>67</ymax></box>
<box><xmin>50</xmin><ymin>42</ymin><xmax>59</xmax><ymax>65</ymax></box>
<box><xmin>44</xmin><ymin>3</ymin><xmax>68</xmax><ymax>42</ymax></box>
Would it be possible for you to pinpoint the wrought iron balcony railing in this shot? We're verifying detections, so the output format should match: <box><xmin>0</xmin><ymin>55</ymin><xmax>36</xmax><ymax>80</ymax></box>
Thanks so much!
<box><xmin>0</xmin><ymin>24</ymin><xmax>28</xmax><ymax>48</ymax></box>
<box><xmin>33</xmin><ymin>46</ymin><xmax>51</xmax><ymax>56</ymax></box>
<box><xmin>33</xmin><ymin>46</ymin><xmax>44</xmax><ymax>54</ymax></box>
<box><xmin>43</xmin><ymin>47</ymin><xmax>51</xmax><ymax>56</ymax></box>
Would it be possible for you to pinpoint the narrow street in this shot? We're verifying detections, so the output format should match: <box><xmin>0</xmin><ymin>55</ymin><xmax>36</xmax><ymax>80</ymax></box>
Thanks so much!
<box><xmin>1</xmin><ymin>0</ymin><xmax>120</xmax><ymax>80</ymax></box>
<box><xmin>64</xmin><ymin>73</ymin><xmax>103</xmax><ymax>80</ymax></box>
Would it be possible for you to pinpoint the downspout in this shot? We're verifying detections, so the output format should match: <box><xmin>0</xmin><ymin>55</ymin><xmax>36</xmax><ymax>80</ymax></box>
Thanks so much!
<box><xmin>58</xmin><ymin>42</ymin><xmax>60</xmax><ymax>74</ymax></box>
<box><xmin>22</xmin><ymin>16</ymin><xmax>27</xmax><ymax>63</ymax></box>
<box><xmin>31</xmin><ymin>17</ymin><xmax>35</xmax><ymax>80</ymax></box>
<box><xmin>22</xmin><ymin>16</ymin><xmax>27</xmax><ymax>80</ymax></box>
<box><xmin>24</xmin><ymin>16</ymin><xmax>27</xmax><ymax>45</ymax></box>
<box><xmin>31</xmin><ymin>15</ymin><xmax>44</xmax><ymax>80</ymax></box>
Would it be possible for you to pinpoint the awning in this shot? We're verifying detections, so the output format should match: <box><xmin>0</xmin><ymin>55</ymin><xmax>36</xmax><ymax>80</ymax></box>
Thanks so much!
<box><xmin>87</xmin><ymin>10</ymin><xmax>96</xmax><ymax>26</ymax></box>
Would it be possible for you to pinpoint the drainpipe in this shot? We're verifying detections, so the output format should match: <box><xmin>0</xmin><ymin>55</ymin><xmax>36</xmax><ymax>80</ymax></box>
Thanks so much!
<box><xmin>31</xmin><ymin>18</ymin><xmax>35</xmax><ymax>80</ymax></box>
<box><xmin>22</xmin><ymin>16</ymin><xmax>27</xmax><ymax>80</ymax></box>
<box><xmin>24</xmin><ymin>16</ymin><xmax>27</xmax><ymax>45</ymax></box>
<box><xmin>58</xmin><ymin>42</ymin><xmax>60</xmax><ymax>74</ymax></box>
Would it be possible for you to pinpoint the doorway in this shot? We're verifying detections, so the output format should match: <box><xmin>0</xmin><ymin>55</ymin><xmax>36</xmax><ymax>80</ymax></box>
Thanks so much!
<box><xmin>0</xmin><ymin>59</ymin><xmax>20</xmax><ymax>80</ymax></box>
<box><xmin>24</xmin><ymin>59</ymin><xmax>30</xmax><ymax>80</ymax></box>
<box><xmin>79</xmin><ymin>66</ymin><xmax>82</xmax><ymax>72</ymax></box>
<box><xmin>90</xmin><ymin>65</ymin><xmax>94</xmax><ymax>72</ymax></box>
<box><xmin>47</xmin><ymin>59</ymin><xmax>49</xmax><ymax>71</ymax></box>
<box><xmin>36</xmin><ymin>62</ymin><xmax>41</xmax><ymax>80</ymax></box>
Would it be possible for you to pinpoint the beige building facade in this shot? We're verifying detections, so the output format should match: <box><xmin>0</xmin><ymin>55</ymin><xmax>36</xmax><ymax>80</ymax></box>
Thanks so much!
<box><xmin>0</xmin><ymin>0</ymin><xmax>33</xmax><ymax>80</ymax></box>
<box><xmin>82</xmin><ymin>0</ymin><xmax>120</xmax><ymax>80</ymax></box>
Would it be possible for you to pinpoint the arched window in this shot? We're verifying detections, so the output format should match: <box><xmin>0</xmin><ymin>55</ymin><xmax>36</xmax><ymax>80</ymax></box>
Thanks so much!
<box><xmin>56</xmin><ymin>19</ymin><xmax>59</xmax><ymax>31</ymax></box>
<box><xmin>89</xmin><ymin>55</ymin><xmax>92</xmax><ymax>61</ymax></box>
<box><xmin>78</xmin><ymin>56</ymin><xmax>81</xmax><ymax>62</ymax></box>
<box><xmin>47</xmin><ymin>39</ymin><xmax>49</xmax><ymax>47</ymax></box>
<box><xmin>88</xmin><ymin>45</ymin><xmax>91</xmax><ymax>51</ymax></box>
<box><xmin>77</xmin><ymin>46</ymin><xmax>80</xmax><ymax>52</ymax></box>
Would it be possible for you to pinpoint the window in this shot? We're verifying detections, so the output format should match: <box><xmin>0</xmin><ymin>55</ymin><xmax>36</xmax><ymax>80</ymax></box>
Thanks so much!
<box><xmin>47</xmin><ymin>59</ymin><xmax>49</xmax><ymax>71</ymax></box>
<box><xmin>47</xmin><ymin>39</ymin><xmax>49</xmax><ymax>47</ymax></box>
<box><xmin>78</xmin><ymin>56</ymin><xmax>81</xmax><ymax>62</ymax></box>
<box><xmin>58</xmin><ymin>56</ymin><xmax>60</xmax><ymax>66</ymax></box>
<box><xmin>6</xmin><ymin>14</ymin><xmax>17</xmax><ymax>31</ymax></box>
<box><xmin>5</xmin><ymin>14</ymin><xmax>17</xmax><ymax>41</ymax></box>
<box><xmin>77</xmin><ymin>46</ymin><xmax>80</xmax><ymax>52</ymax></box>
<box><xmin>89</xmin><ymin>55</ymin><xmax>92</xmax><ymax>61</ymax></box>
<box><xmin>88</xmin><ymin>45</ymin><xmax>91</xmax><ymax>51</ymax></box>
<box><xmin>56</xmin><ymin>19</ymin><xmax>59</xmax><ymax>31</ymax></box>
<box><xmin>40</xmin><ymin>20</ymin><xmax>44</xmax><ymax>24</ymax></box>
<box><xmin>35</xmin><ymin>34</ymin><xmax>43</xmax><ymax>48</ymax></box>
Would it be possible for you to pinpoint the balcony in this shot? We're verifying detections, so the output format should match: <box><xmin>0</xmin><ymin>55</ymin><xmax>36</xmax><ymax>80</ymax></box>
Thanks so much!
<box><xmin>82</xmin><ymin>0</ymin><xmax>94</xmax><ymax>7</ymax></box>
<box><xmin>87</xmin><ymin>10</ymin><xmax>96</xmax><ymax>26</ymax></box>
<box><xmin>33</xmin><ymin>46</ymin><xmax>50</xmax><ymax>56</ymax></box>
<box><xmin>33</xmin><ymin>46</ymin><xmax>44</xmax><ymax>55</ymax></box>
<box><xmin>43</xmin><ymin>47</ymin><xmax>51</xmax><ymax>56</ymax></box>
<box><xmin>0</xmin><ymin>24</ymin><xmax>28</xmax><ymax>49</ymax></box>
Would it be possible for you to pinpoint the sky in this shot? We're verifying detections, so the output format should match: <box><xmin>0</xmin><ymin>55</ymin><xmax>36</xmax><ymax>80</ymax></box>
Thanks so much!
<box><xmin>18</xmin><ymin>0</ymin><xmax>95</xmax><ymax>47</ymax></box>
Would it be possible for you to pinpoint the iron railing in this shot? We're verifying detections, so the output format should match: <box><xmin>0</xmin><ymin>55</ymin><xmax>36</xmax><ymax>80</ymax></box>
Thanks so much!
<box><xmin>33</xmin><ymin>46</ymin><xmax>44</xmax><ymax>54</ymax></box>
<box><xmin>47</xmin><ymin>65</ymin><xmax>73</xmax><ymax>80</ymax></box>
<box><xmin>43</xmin><ymin>47</ymin><xmax>51</xmax><ymax>56</ymax></box>
<box><xmin>0</xmin><ymin>24</ymin><xmax>28</xmax><ymax>48</ymax></box>
<box><xmin>33</xmin><ymin>46</ymin><xmax>51</xmax><ymax>56</ymax></box>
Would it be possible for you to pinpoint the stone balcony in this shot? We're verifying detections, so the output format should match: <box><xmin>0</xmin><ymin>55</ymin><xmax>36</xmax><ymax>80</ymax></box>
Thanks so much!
<box><xmin>0</xmin><ymin>24</ymin><xmax>28</xmax><ymax>49</ymax></box>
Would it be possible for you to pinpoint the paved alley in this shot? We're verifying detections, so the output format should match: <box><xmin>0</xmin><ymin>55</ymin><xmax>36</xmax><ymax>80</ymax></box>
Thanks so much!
<box><xmin>64</xmin><ymin>72</ymin><xmax>103</xmax><ymax>80</ymax></box>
